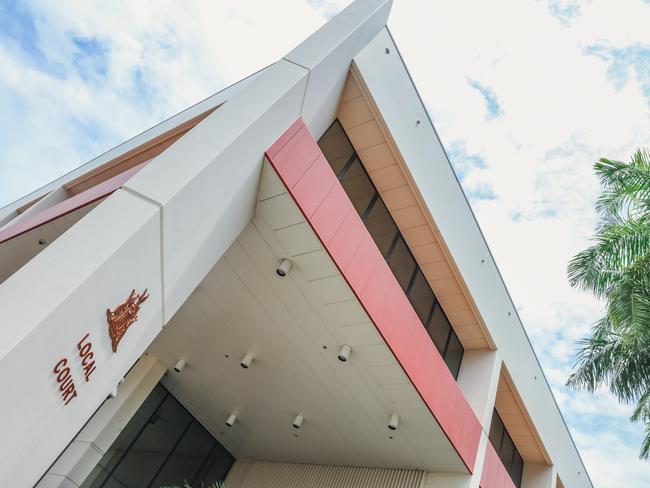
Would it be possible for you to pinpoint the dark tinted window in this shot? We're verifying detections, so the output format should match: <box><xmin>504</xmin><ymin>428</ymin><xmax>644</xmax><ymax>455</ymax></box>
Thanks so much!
<box><xmin>488</xmin><ymin>409</ymin><xmax>524</xmax><ymax>488</ymax></box>
<box><xmin>81</xmin><ymin>384</ymin><xmax>233</xmax><ymax>488</ymax></box>
<box><xmin>318</xmin><ymin>120</ymin><xmax>464</xmax><ymax>379</ymax></box>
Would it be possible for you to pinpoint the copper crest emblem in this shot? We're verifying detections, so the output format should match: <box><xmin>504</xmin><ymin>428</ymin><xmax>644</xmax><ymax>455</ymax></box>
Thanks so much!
<box><xmin>106</xmin><ymin>289</ymin><xmax>149</xmax><ymax>353</ymax></box>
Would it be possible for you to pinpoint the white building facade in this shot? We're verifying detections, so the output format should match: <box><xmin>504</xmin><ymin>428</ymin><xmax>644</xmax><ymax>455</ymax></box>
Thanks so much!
<box><xmin>0</xmin><ymin>2</ymin><xmax>592</xmax><ymax>487</ymax></box>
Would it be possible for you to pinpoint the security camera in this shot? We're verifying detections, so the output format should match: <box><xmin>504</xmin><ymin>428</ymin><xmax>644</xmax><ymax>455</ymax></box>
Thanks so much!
<box><xmin>173</xmin><ymin>359</ymin><xmax>186</xmax><ymax>373</ymax></box>
<box><xmin>276</xmin><ymin>258</ymin><xmax>292</xmax><ymax>277</ymax></box>
<box><xmin>240</xmin><ymin>351</ymin><xmax>254</xmax><ymax>369</ymax></box>
<box><xmin>226</xmin><ymin>413</ymin><xmax>237</xmax><ymax>427</ymax></box>
<box><xmin>292</xmin><ymin>414</ymin><xmax>304</xmax><ymax>429</ymax></box>
<box><xmin>388</xmin><ymin>414</ymin><xmax>400</xmax><ymax>431</ymax></box>
<box><xmin>338</xmin><ymin>344</ymin><xmax>351</xmax><ymax>362</ymax></box>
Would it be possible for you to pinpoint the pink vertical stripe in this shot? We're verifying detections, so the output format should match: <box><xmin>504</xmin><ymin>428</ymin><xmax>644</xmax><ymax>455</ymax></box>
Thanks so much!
<box><xmin>481</xmin><ymin>441</ymin><xmax>516</xmax><ymax>488</ymax></box>
<box><xmin>265</xmin><ymin>118</ymin><xmax>482</xmax><ymax>472</ymax></box>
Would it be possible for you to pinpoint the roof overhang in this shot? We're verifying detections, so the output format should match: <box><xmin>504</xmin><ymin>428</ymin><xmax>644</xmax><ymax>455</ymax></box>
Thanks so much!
<box><xmin>148</xmin><ymin>150</ymin><xmax>474</xmax><ymax>472</ymax></box>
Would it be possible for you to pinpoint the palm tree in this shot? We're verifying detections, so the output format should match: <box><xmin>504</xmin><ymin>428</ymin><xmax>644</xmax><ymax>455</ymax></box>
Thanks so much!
<box><xmin>567</xmin><ymin>148</ymin><xmax>650</xmax><ymax>459</ymax></box>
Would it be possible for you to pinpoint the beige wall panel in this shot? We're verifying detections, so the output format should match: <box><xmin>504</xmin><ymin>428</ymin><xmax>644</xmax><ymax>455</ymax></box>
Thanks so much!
<box><xmin>337</xmin><ymin>73</ymin><xmax>492</xmax><ymax>352</ymax></box>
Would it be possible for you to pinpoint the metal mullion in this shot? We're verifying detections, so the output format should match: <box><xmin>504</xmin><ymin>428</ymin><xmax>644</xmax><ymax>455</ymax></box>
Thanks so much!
<box><xmin>336</xmin><ymin>154</ymin><xmax>358</xmax><ymax>180</ymax></box>
<box><xmin>405</xmin><ymin>266</ymin><xmax>419</xmax><ymax>295</ymax></box>
<box><xmin>385</xmin><ymin>232</ymin><xmax>401</xmax><ymax>260</ymax></box>
<box><xmin>441</xmin><ymin>327</ymin><xmax>453</xmax><ymax>359</ymax></box>
<box><xmin>144</xmin><ymin>417</ymin><xmax>195</xmax><ymax>488</ymax></box>
<box><xmin>99</xmin><ymin>390</ymin><xmax>169</xmax><ymax>488</ymax></box>
<box><xmin>191</xmin><ymin>440</ymin><xmax>219</xmax><ymax>485</ymax></box>
<box><xmin>508</xmin><ymin>433</ymin><xmax>517</xmax><ymax>476</ymax></box>
<box><xmin>425</xmin><ymin>301</ymin><xmax>436</xmax><ymax>329</ymax></box>
<box><xmin>360</xmin><ymin>191</ymin><xmax>380</xmax><ymax>221</ymax></box>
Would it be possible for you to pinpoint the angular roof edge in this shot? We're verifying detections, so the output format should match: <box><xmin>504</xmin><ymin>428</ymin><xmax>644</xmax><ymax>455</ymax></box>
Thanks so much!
<box><xmin>0</xmin><ymin>65</ymin><xmax>269</xmax><ymax>218</ymax></box>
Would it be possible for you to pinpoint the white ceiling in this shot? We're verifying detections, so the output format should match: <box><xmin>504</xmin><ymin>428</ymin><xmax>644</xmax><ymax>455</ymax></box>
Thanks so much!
<box><xmin>147</xmin><ymin>161</ymin><xmax>466</xmax><ymax>473</ymax></box>
<box><xmin>0</xmin><ymin>202</ymin><xmax>100</xmax><ymax>284</ymax></box>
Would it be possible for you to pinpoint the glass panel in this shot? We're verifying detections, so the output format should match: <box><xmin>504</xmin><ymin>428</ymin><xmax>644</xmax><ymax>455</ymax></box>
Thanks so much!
<box><xmin>407</xmin><ymin>270</ymin><xmax>435</xmax><ymax>324</ymax></box>
<box><xmin>340</xmin><ymin>159</ymin><xmax>376</xmax><ymax>214</ymax></box>
<box><xmin>82</xmin><ymin>384</ymin><xmax>234</xmax><ymax>488</ymax></box>
<box><xmin>488</xmin><ymin>409</ymin><xmax>524</xmax><ymax>488</ymax></box>
<box><xmin>511</xmin><ymin>450</ymin><xmax>524</xmax><ymax>488</ymax></box>
<box><xmin>488</xmin><ymin>410</ymin><xmax>504</xmax><ymax>449</ymax></box>
<box><xmin>148</xmin><ymin>422</ymin><xmax>215</xmax><ymax>487</ymax></box>
<box><xmin>81</xmin><ymin>386</ymin><xmax>168</xmax><ymax>488</ymax></box>
<box><xmin>318</xmin><ymin>120</ymin><xmax>466</xmax><ymax>380</ymax></box>
<box><xmin>444</xmin><ymin>332</ymin><xmax>464</xmax><ymax>379</ymax></box>
<box><xmin>364</xmin><ymin>199</ymin><xmax>398</xmax><ymax>256</ymax></box>
<box><xmin>110</xmin><ymin>395</ymin><xmax>191</xmax><ymax>487</ymax></box>
<box><xmin>318</xmin><ymin>123</ymin><xmax>354</xmax><ymax>175</ymax></box>
<box><xmin>196</xmin><ymin>442</ymin><xmax>238</xmax><ymax>486</ymax></box>
<box><xmin>499</xmin><ymin>432</ymin><xmax>516</xmax><ymax>472</ymax></box>
<box><xmin>427</xmin><ymin>304</ymin><xmax>451</xmax><ymax>356</ymax></box>
<box><xmin>386</xmin><ymin>236</ymin><xmax>417</xmax><ymax>291</ymax></box>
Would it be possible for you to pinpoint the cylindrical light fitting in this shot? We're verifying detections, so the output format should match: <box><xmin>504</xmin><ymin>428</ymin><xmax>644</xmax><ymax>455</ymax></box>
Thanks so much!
<box><xmin>292</xmin><ymin>414</ymin><xmax>304</xmax><ymax>429</ymax></box>
<box><xmin>276</xmin><ymin>258</ymin><xmax>293</xmax><ymax>277</ymax></box>
<box><xmin>225</xmin><ymin>413</ymin><xmax>237</xmax><ymax>427</ymax></box>
<box><xmin>338</xmin><ymin>344</ymin><xmax>352</xmax><ymax>362</ymax></box>
<box><xmin>388</xmin><ymin>413</ymin><xmax>400</xmax><ymax>431</ymax></box>
<box><xmin>240</xmin><ymin>351</ymin><xmax>255</xmax><ymax>369</ymax></box>
<box><xmin>173</xmin><ymin>359</ymin><xmax>186</xmax><ymax>373</ymax></box>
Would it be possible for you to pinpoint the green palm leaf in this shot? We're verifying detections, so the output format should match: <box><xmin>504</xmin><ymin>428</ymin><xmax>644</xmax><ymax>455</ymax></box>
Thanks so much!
<box><xmin>567</xmin><ymin>147</ymin><xmax>650</xmax><ymax>459</ymax></box>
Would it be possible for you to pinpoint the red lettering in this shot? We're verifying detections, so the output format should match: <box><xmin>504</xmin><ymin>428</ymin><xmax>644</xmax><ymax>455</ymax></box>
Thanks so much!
<box><xmin>53</xmin><ymin>357</ymin><xmax>77</xmax><ymax>406</ymax></box>
<box><xmin>81</xmin><ymin>351</ymin><xmax>93</xmax><ymax>367</ymax></box>
<box><xmin>56</xmin><ymin>367</ymin><xmax>70</xmax><ymax>383</ymax></box>
<box><xmin>83</xmin><ymin>361</ymin><xmax>96</xmax><ymax>382</ymax></box>
<box><xmin>79</xmin><ymin>343</ymin><xmax>91</xmax><ymax>357</ymax></box>
<box><xmin>77</xmin><ymin>333</ymin><xmax>89</xmax><ymax>350</ymax></box>
<box><xmin>59</xmin><ymin>375</ymin><xmax>73</xmax><ymax>391</ymax></box>
<box><xmin>63</xmin><ymin>386</ymin><xmax>77</xmax><ymax>405</ymax></box>
<box><xmin>77</xmin><ymin>333</ymin><xmax>96</xmax><ymax>382</ymax></box>
<box><xmin>54</xmin><ymin>358</ymin><xmax>67</xmax><ymax>373</ymax></box>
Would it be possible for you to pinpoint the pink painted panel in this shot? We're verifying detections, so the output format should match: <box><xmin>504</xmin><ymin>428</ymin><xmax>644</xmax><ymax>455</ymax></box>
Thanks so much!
<box><xmin>0</xmin><ymin>160</ymin><xmax>149</xmax><ymax>244</ymax></box>
<box><xmin>265</xmin><ymin>118</ymin><xmax>482</xmax><ymax>472</ymax></box>
<box><xmin>481</xmin><ymin>441</ymin><xmax>516</xmax><ymax>488</ymax></box>
<box><xmin>311</xmin><ymin>184</ymin><xmax>353</xmax><ymax>245</ymax></box>
<box><xmin>293</xmin><ymin>155</ymin><xmax>337</xmax><ymax>217</ymax></box>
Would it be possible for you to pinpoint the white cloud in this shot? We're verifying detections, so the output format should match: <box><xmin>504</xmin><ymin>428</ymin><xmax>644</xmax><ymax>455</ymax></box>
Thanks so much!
<box><xmin>1</xmin><ymin>0</ymin><xmax>649</xmax><ymax>486</ymax></box>
<box><xmin>389</xmin><ymin>0</ymin><xmax>650</xmax><ymax>486</ymax></box>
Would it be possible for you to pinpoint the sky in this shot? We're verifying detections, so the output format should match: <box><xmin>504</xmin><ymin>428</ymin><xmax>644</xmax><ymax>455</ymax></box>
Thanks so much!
<box><xmin>1</xmin><ymin>0</ymin><xmax>649</xmax><ymax>486</ymax></box>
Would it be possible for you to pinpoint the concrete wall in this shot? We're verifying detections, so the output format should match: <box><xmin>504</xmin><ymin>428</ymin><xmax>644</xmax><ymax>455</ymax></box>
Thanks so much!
<box><xmin>351</xmin><ymin>27</ymin><xmax>591</xmax><ymax>488</ymax></box>
<box><xmin>0</xmin><ymin>1</ymin><xmax>392</xmax><ymax>485</ymax></box>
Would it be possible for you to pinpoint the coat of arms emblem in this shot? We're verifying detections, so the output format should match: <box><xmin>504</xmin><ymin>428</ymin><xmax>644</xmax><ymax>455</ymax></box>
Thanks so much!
<box><xmin>106</xmin><ymin>289</ymin><xmax>149</xmax><ymax>353</ymax></box>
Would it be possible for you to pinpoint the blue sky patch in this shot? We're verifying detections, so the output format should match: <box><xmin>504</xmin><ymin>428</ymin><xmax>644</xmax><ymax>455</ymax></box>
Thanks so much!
<box><xmin>585</xmin><ymin>42</ymin><xmax>650</xmax><ymax>107</ymax></box>
<box><xmin>548</xmin><ymin>0</ymin><xmax>582</xmax><ymax>26</ymax></box>
<box><xmin>468</xmin><ymin>79</ymin><xmax>503</xmax><ymax>120</ymax></box>
<box><xmin>72</xmin><ymin>36</ymin><xmax>109</xmax><ymax>81</ymax></box>
<box><xmin>0</xmin><ymin>0</ymin><xmax>65</xmax><ymax>76</ymax></box>
<box><xmin>447</xmin><ymin>139</ymin><xmax>487</xmax><ymax>178</ymax></box>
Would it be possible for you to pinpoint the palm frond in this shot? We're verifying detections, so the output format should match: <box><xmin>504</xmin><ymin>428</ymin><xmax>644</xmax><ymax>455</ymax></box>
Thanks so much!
<box><xmin>568</xmin><ymin>147</ymin><xmax>650</xmax><ymax>459</ymax></box>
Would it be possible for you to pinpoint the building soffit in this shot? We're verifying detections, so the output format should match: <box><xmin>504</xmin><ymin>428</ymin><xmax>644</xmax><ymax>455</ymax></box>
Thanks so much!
<box><xmin>346</xmin><ymin>27</ymin><xmax>591</xmax><ymax>488</ymax></box>
<box><xmin>495</xmin><ymin>368</ymin><xmax>551</xmax><ymax>464</ymax></box>
<box><xmin>0</xmin><ymin>2</ymin><xmax>400</xmax><ymax>485</ymax></box>
<box><xmin>342</xmin><ymin>37</ymin><xmax>554</xmax><ymax>472</ymax></box>
<box><xmin>336</xmin><ymin>70</ymin><xmax>493</xmax><ymax>351</ymax></box>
